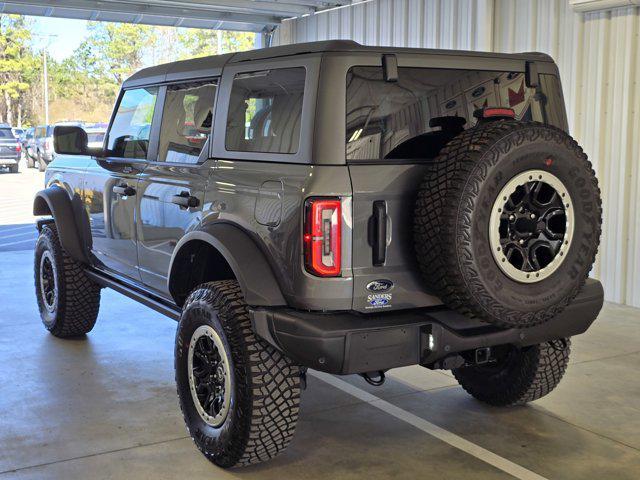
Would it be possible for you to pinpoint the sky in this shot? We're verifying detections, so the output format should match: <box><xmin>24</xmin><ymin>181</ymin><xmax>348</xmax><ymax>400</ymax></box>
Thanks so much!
<box><xmin>30</xmin><ymin>17</ymin><xmax>89</xmax><ymax>60</ymax></box>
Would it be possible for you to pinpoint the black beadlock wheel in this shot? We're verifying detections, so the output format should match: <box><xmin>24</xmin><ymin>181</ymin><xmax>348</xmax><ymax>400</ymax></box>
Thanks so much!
<box><xmin>453</xmin><ymin>339</ymin><xmax>571</xmax><ymax>406</ymax></box>
<box><xmin>414</xmin><ymin>121</ymin><xmax>602</xmax><ymax>328</ymax></box>
<box><xmin>34</xmin><ymin>224</ymin><xmax>101</xmax><ymax>337</ymax></box>
<box><xmin>175</xmin><ymin>280</ymin><xmax>301</xmax><ymax>468</ymax></box>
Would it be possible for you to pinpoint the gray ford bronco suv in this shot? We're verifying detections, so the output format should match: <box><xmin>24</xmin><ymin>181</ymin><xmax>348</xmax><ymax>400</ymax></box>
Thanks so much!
<box><xmin>33</xmin><ymin>41</ymin><xmax>603</xmax><ymax>468</ymax></box>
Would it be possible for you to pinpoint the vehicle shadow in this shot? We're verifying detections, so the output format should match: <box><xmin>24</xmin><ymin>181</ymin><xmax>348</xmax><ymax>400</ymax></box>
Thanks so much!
<box><xmin>0</xmin><ymin>222</ymin><xmax>37</xmax><ymax>252</ymax></box>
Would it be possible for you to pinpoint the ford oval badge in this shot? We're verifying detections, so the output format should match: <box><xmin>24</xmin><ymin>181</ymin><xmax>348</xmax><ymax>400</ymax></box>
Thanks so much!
<box><xmin>366</xmin><ymin>280</ymin><xmax>394</xmax><ymax>293</ymax></box>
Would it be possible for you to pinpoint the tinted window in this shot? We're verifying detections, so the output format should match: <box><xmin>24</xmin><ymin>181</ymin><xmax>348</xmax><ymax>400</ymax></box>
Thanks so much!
<box><xmin>226</xmin><ymin>67</ymin><xmax>305</xmax><ymax>154</ymax></box>
<box><xmin>158</xmin><ymin>81</ymin><xmax>217</xmax><ymax>164</ymax></box>
<box><xmin>87</xmin><ymin>132</ymin><xmax>105</xmax><ymax>143</ymax></box>
<box><xmin>0</xmin><ymin>128</ymin><xmax>14</xmax><ymax>139</ymax></box>
<box><xmin>107</xmin><ymin>87</ymin><xmax>158</xmax><ymax>159</ymax></box>
<box><xmin>346</xmin><ymin>67</ymin><xmax>559</xmax><ymax>161</ymax></box>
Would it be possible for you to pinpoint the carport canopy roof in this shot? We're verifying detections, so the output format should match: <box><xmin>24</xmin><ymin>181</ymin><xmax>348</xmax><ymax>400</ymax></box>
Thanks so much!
<box><xmin>0</xmin><ymin>0</ymin><xmax>355</xmax><ymax>32</ymax></box>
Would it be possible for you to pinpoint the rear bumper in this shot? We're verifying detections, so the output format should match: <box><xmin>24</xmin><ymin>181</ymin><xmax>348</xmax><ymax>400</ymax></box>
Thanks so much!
<box><xmin>0</xmin><ymin>157</ymin><xmax>19</xmax><ymax>165</ymax></box>
<box><xmin>251</xmin><ymin>279</ymin><xmax>604</xmax><ymax>375</ymax></box>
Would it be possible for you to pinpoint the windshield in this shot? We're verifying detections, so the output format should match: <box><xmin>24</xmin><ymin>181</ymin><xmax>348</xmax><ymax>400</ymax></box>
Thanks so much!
<box><xmin>346</xmin><ymin>66</ymin><xmax>565</xmax><ymax>161</ymax></box>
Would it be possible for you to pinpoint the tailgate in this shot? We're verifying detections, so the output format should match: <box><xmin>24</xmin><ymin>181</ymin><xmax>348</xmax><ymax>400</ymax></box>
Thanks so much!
<box><xmin>349</xmin><ymin>163</ymin><xmax>442</xmax><ymax>313</ymax></box>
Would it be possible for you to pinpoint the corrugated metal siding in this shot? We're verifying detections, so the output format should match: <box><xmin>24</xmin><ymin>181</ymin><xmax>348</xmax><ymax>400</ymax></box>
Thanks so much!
<box><xmin>273</xmin><ymin>0</ymin><xmax>640</xmax><ymax>307</ymax></box>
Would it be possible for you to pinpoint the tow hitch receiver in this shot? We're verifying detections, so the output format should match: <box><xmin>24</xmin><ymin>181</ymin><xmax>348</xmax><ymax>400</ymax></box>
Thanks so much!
<box><xmin>475</xmin><ymin>347</ymin><xmax>491</xmax><ymax>365</ymax></box>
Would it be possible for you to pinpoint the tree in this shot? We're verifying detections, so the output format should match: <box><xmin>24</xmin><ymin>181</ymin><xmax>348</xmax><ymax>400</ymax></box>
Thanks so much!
<box><xmin>85</xmin><ymin>22</ymin><xmax>157</xmax><ymax>84</ymax></box>
<box><xmin>0</xmin><ymin>15</ymin><xmax>38</xmax><ymax>126</ymax></box>
<box><xmin>0</xmin><ymin>15</ymin><xmax>258</xmax><ymax>127</ymax></box>
<box><xmin>175</xmin><ymin>29</ymin><xmax>255</xmax><ymax>59</ymax></box>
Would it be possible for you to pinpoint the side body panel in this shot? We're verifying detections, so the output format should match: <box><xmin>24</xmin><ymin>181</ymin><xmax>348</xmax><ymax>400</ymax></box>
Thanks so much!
<box><xmin>40</xmin><ymin>155</ymin><xmax>94</xmax><ymax>262</ymax></box>
<box><xmin>204</xmin><ymin>160</ymin><xmax>353</xmax><ymax>310</ymax></box>
<box><xmin>82</xmin><ymin>160</ymin><xmax>144</xmax><ymax>280</ymax></box>
<box><xmin>136</xmin><ymin>160</ymin><xmax>212</xmax><ymax>297</ymax></box>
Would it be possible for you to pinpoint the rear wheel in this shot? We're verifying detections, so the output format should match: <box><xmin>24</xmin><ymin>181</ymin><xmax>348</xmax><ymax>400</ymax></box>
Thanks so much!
<box><xmin>37</xmin><ymin>151</ymin><xmax>46</xmax><ymax>172</ymax></box>
<box><xmin>9</xmin><ymin>163</ymin><xmax>19</xmax><ymax>173</ymax></box>
<box><xmin>34</xmin><ymin>225</ymin><xmax>101</xmax><ymax>337</ymax></box>
<box><xmin>453</xmin><ymin>339</ymin><xmax>571</xmax><ymax>406</ymax></box>
<box><xmin>175</xmin><ymin>280</ymin><xmax>301</xmax><ymax>468</ymax></box>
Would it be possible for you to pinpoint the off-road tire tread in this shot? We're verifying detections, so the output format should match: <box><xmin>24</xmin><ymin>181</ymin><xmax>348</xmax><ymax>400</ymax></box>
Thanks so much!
<box><xmin>35</xmin><ymin>225</ymin><xmax>100</xmax><ymax>337</ymax></box>
<box><xmin>453</xmin><ymin>339</ymin><xmax>571</xmax><ymax>406</ymax></box>
<box><xmin>414</xmin><ymin>121</ymin><xmax>602</xmax><ymax>327</ymax></box>
<box><xmin>177</xmin><ymin>280</ymin><xmax>300</xmax><ymax>468</ymax></box>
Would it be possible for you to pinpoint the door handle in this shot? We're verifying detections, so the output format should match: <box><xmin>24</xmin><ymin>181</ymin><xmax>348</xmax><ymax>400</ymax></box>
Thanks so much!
<box><xmin>171</xmin><ymin>191</ymin><xmax>199</xmax><ymax>209</ymax></box>
<box><xmin>113</xmin><ymin>184</ymin><xmax>136</xmax><ymax>196</ymax></box>
<box><xmin>368</xmin><ymin>200</ymin><xmax>387</xmax><ymax>266</ymax></box>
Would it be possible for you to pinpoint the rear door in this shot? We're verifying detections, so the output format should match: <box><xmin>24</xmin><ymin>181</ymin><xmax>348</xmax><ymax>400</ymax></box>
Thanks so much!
<box><xmin>346</xmin><ymin>64</ymin><xmax>546</xmax><ymax>312</ymax></box>
<box><xmin>136</xmin><ymin>80</ymin><xmax>217</xmax><ymax>297</ymax></box>
<box><xmin>84</xmin><ymin>86</ymin><xmax>159</xmax><ymax>281</ymax></box>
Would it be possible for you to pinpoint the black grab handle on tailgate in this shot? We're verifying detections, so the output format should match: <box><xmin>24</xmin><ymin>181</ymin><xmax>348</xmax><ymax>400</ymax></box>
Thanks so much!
<box><xmin>369</xmin><ymin>200</ymin><xmax>387</xmax><ymax>266</ymax></box>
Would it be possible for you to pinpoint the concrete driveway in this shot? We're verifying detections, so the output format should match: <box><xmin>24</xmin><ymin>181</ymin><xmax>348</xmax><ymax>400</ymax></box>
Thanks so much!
<box><xmin>1</xmin><ymin>159</ymin><xmax>640</xmax><ymax>479</ymax></box>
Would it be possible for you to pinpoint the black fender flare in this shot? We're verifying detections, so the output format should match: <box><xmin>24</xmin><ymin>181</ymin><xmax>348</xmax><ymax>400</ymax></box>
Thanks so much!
<box><xmin>168</xmin><ymin>223</ymin><xmax>287</xmax><ymax>307</ymax></box>
<box><xmin>33</xmin><ymin>185</ymin><xmax>90</xmax><ymax>264</ymax></box>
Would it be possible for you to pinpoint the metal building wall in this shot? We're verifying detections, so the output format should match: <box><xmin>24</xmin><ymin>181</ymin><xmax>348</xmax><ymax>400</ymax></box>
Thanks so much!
<box><xmin>273</xmin><ymin>0</ymin><xmax>640</xmax><ymax>307</ymax></box>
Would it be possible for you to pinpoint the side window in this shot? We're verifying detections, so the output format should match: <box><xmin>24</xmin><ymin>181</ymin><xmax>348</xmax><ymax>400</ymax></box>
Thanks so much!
<box><xmin>226</xmin><ymin>67</ymin><xmax>305</xmax><ymax>154</ymax></box>
<box><xmin>106</xmin><ymin>87</ymin><xmax>158</xmax><ymax>159</ymax></box>
<box><xmin>158</xmin><ymin>81</ymin><xmax>217</xmax><ymax>164</ymax></box>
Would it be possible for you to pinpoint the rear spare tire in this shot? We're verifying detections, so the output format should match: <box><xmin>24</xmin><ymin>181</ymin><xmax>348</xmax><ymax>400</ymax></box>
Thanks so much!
<box><xmin>414</xmin><ymin>121</ymin><xmax>601</xmax><ymax>328</ymax></box>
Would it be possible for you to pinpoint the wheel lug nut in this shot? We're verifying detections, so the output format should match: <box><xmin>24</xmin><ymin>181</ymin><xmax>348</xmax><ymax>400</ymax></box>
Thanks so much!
<box><xmin>519</xmin><ymin>239</ymin><xmax>525</xmax><ymax>245</ymax></box>
<box><xmin>530</xmin><ymin>213</ymin><xmax>536</xmax><ymax>219</ymax></box>
<box><xmin>509</xmin><ymin>215</ymin><xmax>515</xmax><ymax>221</ymax></box>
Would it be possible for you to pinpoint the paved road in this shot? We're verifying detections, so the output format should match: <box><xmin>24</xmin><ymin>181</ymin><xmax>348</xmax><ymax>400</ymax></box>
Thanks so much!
<box><xmin>0</xmin><ymin>158</ymin><xmax>44</xmax><ymax>252</ymax></box>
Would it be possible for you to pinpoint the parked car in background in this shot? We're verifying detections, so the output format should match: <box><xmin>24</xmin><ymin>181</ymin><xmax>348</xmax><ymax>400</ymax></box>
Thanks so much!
<box><xmin>12</xmin><ymin>127</ymin><xmax>24</xmax><ymax>139</ymax></box>
<box><xmin>0</xmin><ymin>124</ymin><xmax>22</xmax><ymax>173</ymax></box>
<box><xmin>84</xmin><ymin>124</ymin><xmax>107</xmax><ymax>149</ymax></box>
<box><xmin>33</xmin><ymin>125</ymin><xmax>56</xmax><ymax>171</ymax></box>
<box><xmin>21</xmin><ymin>127</ymin><xmax>36</xmax><ymax>168</ymax></box>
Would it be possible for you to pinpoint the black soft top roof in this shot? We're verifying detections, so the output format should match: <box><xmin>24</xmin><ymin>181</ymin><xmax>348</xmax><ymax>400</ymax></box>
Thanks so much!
<box><xmin>123</xmin><ymin>40</ymin><xmax>554</xmax><ymax>88</ymax></box>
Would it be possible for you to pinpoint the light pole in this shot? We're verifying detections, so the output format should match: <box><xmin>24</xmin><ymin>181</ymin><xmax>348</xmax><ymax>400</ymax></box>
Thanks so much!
<box><xmin>33</xmin><ymin>33</ymin><xmax>57</xmax><ymax>125</ymax></box>
<box><xmin>43</xmin><ymin>49</ymin><xmax>49</xmax><ymax>125</ymax></box>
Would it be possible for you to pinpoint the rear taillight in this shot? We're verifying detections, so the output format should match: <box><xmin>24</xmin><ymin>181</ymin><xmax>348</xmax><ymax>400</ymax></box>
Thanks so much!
<box><xmin>15</xmin><ymin>144</ymin><xmax>21</xmax><ymax>152</ymax></box>
<box><xmin>303</xmin><ymin>198</ymin><xmax>341</xmax><ymax>277</ymax></box>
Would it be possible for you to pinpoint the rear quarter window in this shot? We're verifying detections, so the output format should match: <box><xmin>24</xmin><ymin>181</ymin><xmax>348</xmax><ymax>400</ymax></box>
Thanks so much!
<box><xmin>225</xmin><ymin>67</ymin><xmax>305</xmax><ymax>154</ymax></box>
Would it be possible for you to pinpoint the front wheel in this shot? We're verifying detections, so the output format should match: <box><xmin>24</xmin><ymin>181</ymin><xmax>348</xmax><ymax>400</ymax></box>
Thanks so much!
<box><xmin>175</xmin><ymin>280</ymin><xmax>301</xmax><ymax>468</ymax></box>
<box><xmin>34</xmin><ymin>225</ymin><xmax>101</xmax><ymax>337</ymax></box>
<box><xmin>453</xmin><ymin>339</ymin><xmax>571</xmax><ymax>406</ymax></box>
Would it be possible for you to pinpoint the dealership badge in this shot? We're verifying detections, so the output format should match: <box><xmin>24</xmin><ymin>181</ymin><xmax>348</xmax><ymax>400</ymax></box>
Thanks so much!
<box><xmin>366</xmin><ymin>293</ymin><xmax>393</xmax><ymax>309</ymax></box>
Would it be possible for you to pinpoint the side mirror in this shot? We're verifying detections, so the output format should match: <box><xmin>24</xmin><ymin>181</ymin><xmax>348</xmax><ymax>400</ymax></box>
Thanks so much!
<box><xmin>53</xmin><ymin>126</ymin><xmax>91</xmax><ymax>155</ymax></box>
